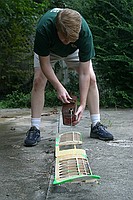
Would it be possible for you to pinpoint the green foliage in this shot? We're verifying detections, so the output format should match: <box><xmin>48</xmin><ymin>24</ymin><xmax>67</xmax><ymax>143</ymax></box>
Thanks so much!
<box><xmin>65</xmin><ymin>71</ymin><xmax>79</xmax><ymax>96</ymax></box>
<box><xmin>0</xmin><ymin>0</ymin><xmax>50</xmax><ymax>97</ymax></box>
<box><xmin>1</xmin><ymin>91</ymin><xmax>31</xmax><ymax>108</ymax></box>
<box><xmin>65</xmin><ymin>0</ymin><xmax>133</xmax><ymax>108</ymax></box>
<box><xmin>48</xmin><ymin>0</ymin><xmax>66</xmax><ymax>8</ymax></box>
<box><xmin>45</xmin><ymin>89</ymin><xmax>62</xmax><ymax>107</ymax></box>
<box><xmin>88</xmin><ymin>0</ymin><xmax>133</xmax><ymax>107</ymax></box>
<box><xmin>0</xmin><ymin>0</ymin><xmax>133</xmax><ymax>108</ymax></box>
<box><xmin>63</xmin><ymin>0</ymin><xmax>91</xmax><ymax>15</ymax></box>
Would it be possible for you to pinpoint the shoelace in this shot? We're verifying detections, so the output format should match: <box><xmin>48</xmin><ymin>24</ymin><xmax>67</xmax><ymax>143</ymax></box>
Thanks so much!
<box><xmin>96</xmin><ymin>122</ymin><xmax>107</xmax><ymax>130</ymax></box>
<box><xmin>26</xmin><ymin>128</ymin><xmax>37</xmax><ymax>139</ymax></box>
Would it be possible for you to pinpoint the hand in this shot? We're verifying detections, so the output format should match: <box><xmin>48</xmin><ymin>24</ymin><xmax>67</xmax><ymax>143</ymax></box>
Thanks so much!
<box><xmin>57</xmin><ymin>86</ymin><xmax>72</xmax><ymax>103</ymax></box>
<box><xmin>72</xmin><ymin>105</ymin><xmax>85</xmax><ymax>125</ymax></box>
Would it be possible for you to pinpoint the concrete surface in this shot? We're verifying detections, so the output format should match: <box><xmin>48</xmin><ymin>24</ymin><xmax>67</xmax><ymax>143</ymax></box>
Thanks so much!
<box><xmin>0</xmin><ymin>108</ymin><xmax>133</xmax><ymax>200</ymax></box>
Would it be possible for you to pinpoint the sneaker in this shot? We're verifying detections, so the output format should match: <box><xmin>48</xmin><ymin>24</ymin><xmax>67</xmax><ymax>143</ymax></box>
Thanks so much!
<box><xmin>90</xmin><ymin>122</ymin><xmax>114</xmax><ymax>141</ymax></box>
<box><xmin>24</xmin><ymin>126</ymin><xmax>41</xmax><ymax>146</ymax></box>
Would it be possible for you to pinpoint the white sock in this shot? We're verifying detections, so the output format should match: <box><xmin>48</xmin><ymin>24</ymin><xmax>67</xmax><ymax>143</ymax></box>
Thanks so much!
<box><xmin>90</xmin><ymin>114</ymin><xmax>100</xmax><ymax>127</ymax></box>
<box><xmin>31</xmin><ymin>118</ymin><xmax>41</xmax><ymax>130</ymax></box>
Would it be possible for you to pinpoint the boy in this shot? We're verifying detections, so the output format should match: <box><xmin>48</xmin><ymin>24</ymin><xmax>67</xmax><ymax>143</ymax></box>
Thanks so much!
<box><xmin>24</xmin><ymin>8</ymin><xmax>113</xmax><ymax>146</ymax></box>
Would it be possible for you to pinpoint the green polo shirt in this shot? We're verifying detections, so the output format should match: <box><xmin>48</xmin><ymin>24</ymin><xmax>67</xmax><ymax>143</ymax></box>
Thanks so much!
<box><xmin>34</xmin><ymin>8</ymin><xmax>95</xmax><ymax>62</ymax></box>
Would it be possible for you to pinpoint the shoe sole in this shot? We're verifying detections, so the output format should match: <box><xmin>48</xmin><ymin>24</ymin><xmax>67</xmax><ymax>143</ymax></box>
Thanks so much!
<box><xmin>24</xmin><ymin>137</ymin><xmax>41</xmax><ymax>147</ymax></box>
<box><xmin>90</xmin><ymin>135</ymin><xmax>114</xmax><ymax>141</ymax></box>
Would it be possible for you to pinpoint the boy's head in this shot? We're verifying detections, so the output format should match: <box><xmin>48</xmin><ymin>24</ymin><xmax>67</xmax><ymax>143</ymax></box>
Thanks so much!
<box><xmin>56</xmin><ymin>9</ymin><xmax>81</xmax><ymax>44</ymax></box>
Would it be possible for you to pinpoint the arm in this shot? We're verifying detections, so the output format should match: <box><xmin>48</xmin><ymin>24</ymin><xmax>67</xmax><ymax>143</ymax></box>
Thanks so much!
<box><xmin>39</xmin><ymin>55</ymin><xmax>71</xmax><ymax>103</ymax></box>
<box><xmin>79</xmin><ymin>60</ymin><xmax>91</xmax><ymax>107</ymax></box>
<box><xmin>73</xmin><ymin>60</ymin><xmax>91</xmax><ymax>125</ymax></box>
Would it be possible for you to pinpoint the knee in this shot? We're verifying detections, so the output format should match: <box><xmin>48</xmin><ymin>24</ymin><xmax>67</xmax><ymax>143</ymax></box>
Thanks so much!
<box><xmin>90</xmin><ymin>74</ymin><xmax>97</xmax><ymax>88</ymax></box>
<box><xmin>33</xmin><ymin>75</ymin><xmax>46</xmax><ymax>91</ymax></box>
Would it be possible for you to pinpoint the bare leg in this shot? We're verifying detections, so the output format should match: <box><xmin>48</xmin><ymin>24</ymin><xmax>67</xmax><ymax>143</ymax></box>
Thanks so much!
<box><xmin>86</xmin><ymin>62</ymin><xmax>113</xmax><ymax>140</ymax></box>
<box><xmin>31</xmin><ymin>67</ymin><xmax>47</xmax><ymax>118</ymax></box>
<box><xmin>24</xmin><ymin>67</ymin><xmax>47</xmax><ymax>146</ymax></box>
<box><xmin>87</xmin><ymin>61</ymin><xmax>100</xmax><ymax>115</ymax></box>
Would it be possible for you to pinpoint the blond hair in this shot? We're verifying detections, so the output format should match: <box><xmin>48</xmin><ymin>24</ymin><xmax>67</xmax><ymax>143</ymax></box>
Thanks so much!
<box><xmin>56</xmin><ymin>9</ymin><xmax>81</xmax><ymax>42</ymax></box>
